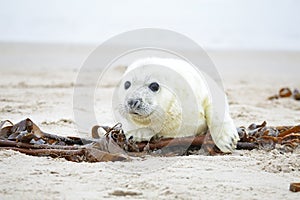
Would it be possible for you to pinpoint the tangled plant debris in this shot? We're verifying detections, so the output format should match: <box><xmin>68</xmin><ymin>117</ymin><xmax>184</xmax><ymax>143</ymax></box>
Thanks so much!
<box><xmin>1</xmin><ymin>118</ymin><xmax>299</xmax><ymax>162</ymax></box>
<box><xmin>0</xmin><ymin>119</ymin><xmax>127</xmax><ymax>162</ymax></box>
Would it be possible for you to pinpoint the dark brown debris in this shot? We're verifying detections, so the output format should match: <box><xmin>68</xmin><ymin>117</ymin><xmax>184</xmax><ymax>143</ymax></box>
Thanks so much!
<box><xmin>0</xmin><ymin>118</ymin><xmax>128</xmax><ymax>162</ymax></box>
<box><xmin>269</xmin><ymin>87</ymin><xmax>300</xmax><ymax>101</ymax></box>
<box><xmin>290</xmin><ymin>183</ymin><xmax>300</xmax><ymax>192</ymax></box>
<box><xmin>1</xmin><ymin>118</ymin><xmax>300</xmax><ymax>162</ymax></box>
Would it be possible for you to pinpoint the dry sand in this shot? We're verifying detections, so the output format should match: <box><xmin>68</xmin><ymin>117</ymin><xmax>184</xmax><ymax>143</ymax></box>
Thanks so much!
<box><xmin>0</xmin><ymin>44</ymin><xmax>299</xmax><ymax>199</ymax></box>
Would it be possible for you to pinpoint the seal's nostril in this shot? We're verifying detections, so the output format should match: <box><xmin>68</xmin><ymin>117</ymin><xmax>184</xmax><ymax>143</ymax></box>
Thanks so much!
<box><xmin>128</xmin><ymin>98</ymin><xmax>142</xmax><ymax>109</ymax></box>
<box><xmin>127</xmin><ymin>100</ymin><xmax>134</xmax><ymax>108</ymax></box>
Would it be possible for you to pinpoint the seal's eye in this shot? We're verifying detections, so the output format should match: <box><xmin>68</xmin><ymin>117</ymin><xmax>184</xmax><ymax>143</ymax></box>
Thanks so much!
<box><xmin>124</xmin><ymin>81</ymin><xmax>131</xmax><ymax>90</ymax></box>
<box><xmin>148</xmin><ymin>82</ymin><xmax>160</xmax><ymax>92</ymax></box>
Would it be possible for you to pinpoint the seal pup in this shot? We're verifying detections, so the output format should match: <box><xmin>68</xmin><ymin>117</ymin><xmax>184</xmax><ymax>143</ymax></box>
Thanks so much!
<box><xmin>113</xmin><ymin>57</ymin><xmax>239</xmax><ymax>152</ymax></box>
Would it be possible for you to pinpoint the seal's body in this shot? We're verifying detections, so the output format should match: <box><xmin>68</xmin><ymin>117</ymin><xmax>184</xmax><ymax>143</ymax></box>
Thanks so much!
<box><xmin>114</xmin><ymin>58</ymin><xmax>239</xmax><ymax>152</ymax></box>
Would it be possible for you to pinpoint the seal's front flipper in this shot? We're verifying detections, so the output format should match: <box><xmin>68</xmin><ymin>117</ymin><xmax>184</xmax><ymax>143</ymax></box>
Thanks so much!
<box><xmin>204</xmin><ymin>97</ymin><xmax>239</xmax><ymax>153</ymax></box>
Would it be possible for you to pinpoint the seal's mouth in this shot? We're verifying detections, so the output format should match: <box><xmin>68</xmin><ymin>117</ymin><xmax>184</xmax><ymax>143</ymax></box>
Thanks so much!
<box><xmin>128</xmin><ymin>110</ymin><xmax>153</xmax><ymax>118</ymax></box>
<box><xmin>128</xmin><ymin>110</ymin><xmax>154</xmax><ymax>119</ymax></box>
<box><xmin>129</xmin><ymin>111</ymin><xmax>141</xmax><ymax>116</ymax></box>
<box><xmin>129</xmin><ymin>111</ymin><xmax>153</xmax><ymax>126</ymax></box>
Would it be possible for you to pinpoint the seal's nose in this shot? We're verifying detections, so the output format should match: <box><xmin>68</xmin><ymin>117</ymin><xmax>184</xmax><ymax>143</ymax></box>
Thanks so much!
<box><xmin>127</xmin><ymin>98</ymin><xmax>142</xmax><ymax>110</ymax></box>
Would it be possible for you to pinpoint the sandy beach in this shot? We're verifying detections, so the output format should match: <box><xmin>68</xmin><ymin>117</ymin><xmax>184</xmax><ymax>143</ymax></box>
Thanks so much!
<box><xmin>0</xmin><ymin>43</ymin><xmax>299</xmax><ymax>199</ymax></box>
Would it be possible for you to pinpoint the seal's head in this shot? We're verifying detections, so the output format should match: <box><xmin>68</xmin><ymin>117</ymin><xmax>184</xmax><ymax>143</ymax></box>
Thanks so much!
<box><xmin>118</xmin><ymin>72</ymin><xmax>181</xmax><ymax>133</ymax></box>
<box><xmin>114</xmin><ymin>59</ymin><xmax>184</xmax><ymax>139</ymax></box>
<box><xmin>123</xmin><ymin>80</ymin><xmax>160</xmax><ymax>117</ymax></box>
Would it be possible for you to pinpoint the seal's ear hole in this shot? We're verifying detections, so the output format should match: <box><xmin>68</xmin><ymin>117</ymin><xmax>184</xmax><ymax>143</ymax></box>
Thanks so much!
<box><xmin>148</xmin><ymin>82</ymin><xmax>160</xmax><ymax>92</ymax></box>
<box><xmin>124</xmin><ymin>81</ymin><xmax>131</xmax><ymax>90</ymax></box>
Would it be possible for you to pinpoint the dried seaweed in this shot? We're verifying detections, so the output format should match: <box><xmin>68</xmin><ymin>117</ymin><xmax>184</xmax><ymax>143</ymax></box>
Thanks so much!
<box><xmin>237</xmin><ymin>121</ymin><xmax>300</xmax><ymax>152</ymax></box>
<box><xmin>0</xmin><ymin>118</ymin><xmax>127</xmax><ymax>162</ymax></box>
<box><xmin>268</xmin><ymin>87</ymin><xmax>300</xmax><ymax>101</ymax></box>
<box><xmin>1</xmin><ymin>118</ymin><xmax>300</xmax><ymax>162</ymax></box>
<box><xmin>118</xmin><ymin>121</ymin><xmax>299</xmax><ymax>155</ymax></box>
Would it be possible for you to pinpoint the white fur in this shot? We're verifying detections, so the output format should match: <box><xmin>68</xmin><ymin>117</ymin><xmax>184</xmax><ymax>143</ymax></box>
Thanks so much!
<box><xmin>114</xmin><ymin>57</ymin><xmax>239</xmax><ymax>153</ymax></box>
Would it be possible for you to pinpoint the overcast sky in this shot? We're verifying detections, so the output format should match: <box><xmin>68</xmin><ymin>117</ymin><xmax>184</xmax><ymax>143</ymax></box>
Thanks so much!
<box><xmin>0</xmin><ymin>0</ymin><xmax>299</xmax><ymax>50</ymax></box>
